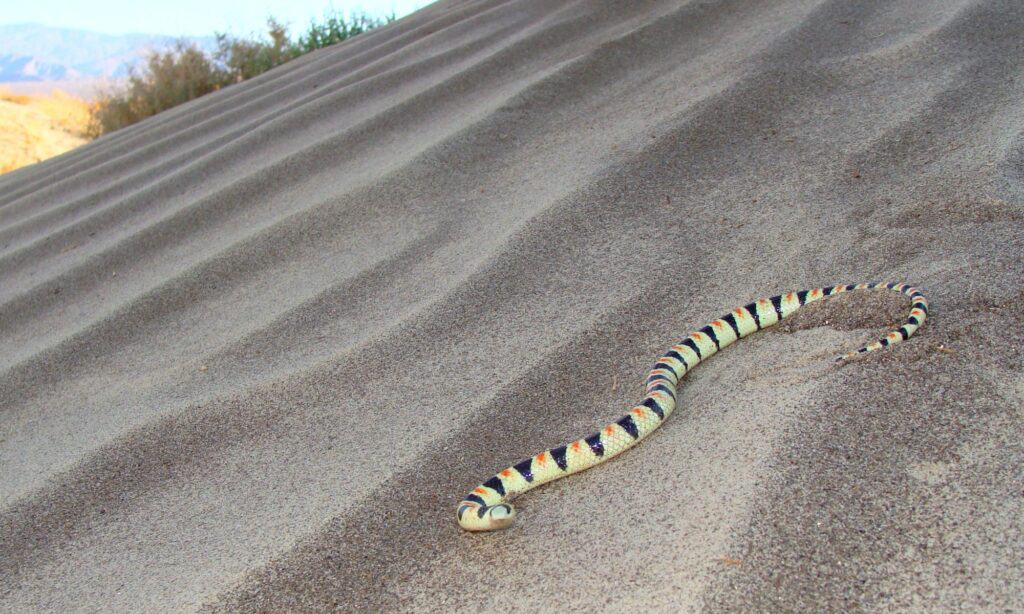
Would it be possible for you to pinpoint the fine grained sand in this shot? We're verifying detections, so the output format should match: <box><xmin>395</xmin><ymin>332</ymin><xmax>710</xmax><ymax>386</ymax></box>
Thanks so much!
<box><xmin>2</xmin><ymin>0</ymin><xmax>1022</xmax><ymax>610</ymax></box>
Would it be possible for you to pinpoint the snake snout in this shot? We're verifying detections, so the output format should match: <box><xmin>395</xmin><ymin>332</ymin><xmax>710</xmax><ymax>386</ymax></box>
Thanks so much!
<box><xmin>486</xmin><ymin>504</ymin><xmax>516</xmax><ymax>529</ymax></box>
<box><xmin>457</xmin><ymin>502</ymin><xmax>517</xmax><ymax>531</ymax></box>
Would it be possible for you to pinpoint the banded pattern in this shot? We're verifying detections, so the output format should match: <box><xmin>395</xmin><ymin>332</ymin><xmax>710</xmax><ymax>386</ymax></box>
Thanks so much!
<box><xmin>457</xmin><ymin>282</ymin><xmax>929</xmax><ymax>531</ymax></box>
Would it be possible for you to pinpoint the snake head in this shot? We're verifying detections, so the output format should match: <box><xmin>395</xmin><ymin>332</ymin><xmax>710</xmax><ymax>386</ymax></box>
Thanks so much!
<box><xmin>457</xmin><ymin>503</ymin><xmax>516</xmax><ymax>531</ymax></box>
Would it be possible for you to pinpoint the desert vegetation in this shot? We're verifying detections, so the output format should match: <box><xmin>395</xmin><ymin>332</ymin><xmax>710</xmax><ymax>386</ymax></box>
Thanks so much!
<box><xmin>0</xmin><ymin>89</ymin><xmax>92</xmax><ymax>174</ymax></box>
<box><xmin>90</xmin><ymin>13</ymin><xmax>390</xmax><ymax>136</ymax></box>
<box><xmin>0</xmin><ymin>12</ymin><xmax>390</xmax><ymax>173</ymax></box>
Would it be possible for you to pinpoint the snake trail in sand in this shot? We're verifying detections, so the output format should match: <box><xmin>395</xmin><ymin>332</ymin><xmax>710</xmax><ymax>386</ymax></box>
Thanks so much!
<box><xmin>457</xmin><ymin>282</ymin><xmax>929</xmax><ymax>531</ymax></box>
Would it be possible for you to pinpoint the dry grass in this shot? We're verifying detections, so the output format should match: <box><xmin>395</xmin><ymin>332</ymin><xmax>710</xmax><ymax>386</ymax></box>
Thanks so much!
<box><xmin>0</xmin><ymin>88</ymin><xmax>93</xmax><ymax>174</ymax></box>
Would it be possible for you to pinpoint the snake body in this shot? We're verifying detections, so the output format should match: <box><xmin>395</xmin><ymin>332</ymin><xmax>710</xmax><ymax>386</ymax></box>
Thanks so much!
<box><xmin>457</xmin><ymin>282</ymin><xmax>929</xmax><ymax>531</ymax></box>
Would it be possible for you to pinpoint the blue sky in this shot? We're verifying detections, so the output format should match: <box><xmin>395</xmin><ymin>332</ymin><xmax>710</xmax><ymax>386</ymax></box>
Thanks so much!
<box><xmin>0</xmin><ymin>0</ymin><xmax>435</xmax><ymax>37</ymax></box>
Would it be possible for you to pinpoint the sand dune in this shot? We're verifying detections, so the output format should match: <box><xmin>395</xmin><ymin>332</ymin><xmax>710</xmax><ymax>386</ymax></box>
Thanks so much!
<box><xmin>2</xmin><ymin>0</ymin><xmax>1022</xmax><ymax>610</ymax></box>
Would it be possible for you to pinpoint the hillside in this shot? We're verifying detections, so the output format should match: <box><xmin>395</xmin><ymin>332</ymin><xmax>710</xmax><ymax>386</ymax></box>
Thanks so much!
<box><xmin>0</xmin><ymin>89</ymin><xmax>91</xmax><ymax>173</ymax></box>
<box><xmin>0</xmin><ymin>23</ymin><xmax>214</xmax><ymax>86</ymax></box>
<box><xmin>1</xmin><ymin>1</ymin><xmax>1022</xmax><ymax>611</ymax></box>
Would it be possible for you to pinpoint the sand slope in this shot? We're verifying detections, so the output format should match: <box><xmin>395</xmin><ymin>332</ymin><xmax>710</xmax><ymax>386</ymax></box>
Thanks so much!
<box><xmin>1</xmin><ymin>0</ymin><xmax>1022</xmax><ymax>610</ymax></box>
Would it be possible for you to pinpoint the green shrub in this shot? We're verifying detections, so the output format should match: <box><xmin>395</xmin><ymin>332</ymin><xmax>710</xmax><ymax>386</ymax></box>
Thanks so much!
<box><xmin>89</xmin><ymin>41</ymin><xmax>224</xmax><ymax>137</ymax></box>
<box><xmin>90</xmin><ymin>12</ymin><xmax>390</xmax><ymax>135</ymax></box>
<box><xmin>215</xmin><ymin>18</ymin><xmax>298</xmax><ymax>83</ymax></box>
<box><xmin>296</xmin><ymin>13</ymin><xmax>390</xmax><ymax>53</ymax></box>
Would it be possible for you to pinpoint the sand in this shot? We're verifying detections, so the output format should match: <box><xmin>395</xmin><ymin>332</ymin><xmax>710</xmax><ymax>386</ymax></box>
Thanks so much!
<box><xmin>1</xmin><ymin>0</ymin><xmax>1022</xmax><ymax>610</ymax></box>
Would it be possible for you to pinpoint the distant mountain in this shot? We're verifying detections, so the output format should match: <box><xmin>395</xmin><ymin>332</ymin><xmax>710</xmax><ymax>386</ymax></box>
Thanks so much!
<box><xmin>0</xmin><ymin>23</ymin><xmax>216</xmax><ymax>83</ymax></box>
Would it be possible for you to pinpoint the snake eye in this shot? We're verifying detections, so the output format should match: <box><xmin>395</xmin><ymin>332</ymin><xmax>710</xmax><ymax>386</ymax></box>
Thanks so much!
<box><xmin>489</xmin><ymin>505</ymin><xmax>511</xmax><ymax>519</ymax></box>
